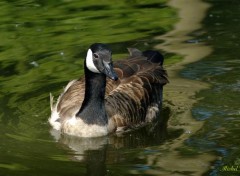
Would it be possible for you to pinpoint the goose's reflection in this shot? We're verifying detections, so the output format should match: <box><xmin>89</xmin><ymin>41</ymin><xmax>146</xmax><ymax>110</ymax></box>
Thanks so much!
<box><xmin>50</xmin><ymin>107</ymin><xmax>174</xmax><ymax>175</ymax></box>
<box><xmin>50</xmin><ymin>130</ymin><xmax>109</xmax><ymax>175</ymax></box>
<box><xmin>50</xmin><ymin>129</ymin><xmax>168</xmax><ymax>176</ymax></box>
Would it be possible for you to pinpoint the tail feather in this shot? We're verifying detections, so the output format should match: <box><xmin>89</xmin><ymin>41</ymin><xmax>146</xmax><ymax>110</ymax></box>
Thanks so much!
<box><xmin>142</xmin><ymin>50</ymin><xmax>164</xmax><ymax>65</ymax></box>
<box><xmin>127</xmin><ymin>48</ymin><xmax>164</xmax><ymax>65</ymax></box>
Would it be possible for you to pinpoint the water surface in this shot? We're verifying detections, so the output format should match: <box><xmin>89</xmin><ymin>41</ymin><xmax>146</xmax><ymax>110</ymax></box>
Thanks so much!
<box><xmin>182</xmin><ymin>1</ymin><xmax>240</xmax><ymax>175</ymax></box>
<box><xmin>1</xmin><ymin>0</ymin><xmax>239</xmax><ymax>176</ymax></box>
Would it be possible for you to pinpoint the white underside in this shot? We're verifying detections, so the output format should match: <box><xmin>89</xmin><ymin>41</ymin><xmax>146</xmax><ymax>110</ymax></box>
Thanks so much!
<box><xmin>49</xmin><ymin>107</ymin><xmax>108</xmax><ymax>137</ymax></box>
<box><xmin>62</xmin><ymin>117</ymin><xmax>108</xmax><ymax>137</ymax></box>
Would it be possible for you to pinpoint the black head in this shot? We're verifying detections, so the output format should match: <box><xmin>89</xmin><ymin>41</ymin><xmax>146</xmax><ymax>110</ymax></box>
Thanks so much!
<box><xmin>86</xmin><ymin>43</ymin><xmax>118</xmax><ymax>81</ymax></box>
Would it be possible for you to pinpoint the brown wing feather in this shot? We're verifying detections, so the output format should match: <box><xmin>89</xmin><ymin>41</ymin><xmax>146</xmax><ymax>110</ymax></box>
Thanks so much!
<box><xmin>106</xmin><ymin>56</ymin><xmax>168</xmax><ymax>132</ymax></box>
<box><xmin>56</xmin><ymin>79</ymin><xmax>85</xmax><ymax>121</ymax></box>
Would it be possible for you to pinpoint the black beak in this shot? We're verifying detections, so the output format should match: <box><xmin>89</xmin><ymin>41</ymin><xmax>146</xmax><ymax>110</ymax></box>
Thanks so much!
<box><xmin>102</xmin><ymin>61</ymin><xmax>118</xmax><ymax>81</ymax></box>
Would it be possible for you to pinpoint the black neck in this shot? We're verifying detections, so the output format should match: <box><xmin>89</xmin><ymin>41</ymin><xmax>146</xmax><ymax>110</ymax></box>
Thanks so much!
<box><xmin>76</xmin><ymin>64</ymin><xmax>108</xmax><ymax>126</ymax></box>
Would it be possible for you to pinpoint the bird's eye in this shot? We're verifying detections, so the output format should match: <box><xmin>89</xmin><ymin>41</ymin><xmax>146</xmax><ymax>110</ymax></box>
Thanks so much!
<box><xmin>93</xmin><ymin>53</ymin><xmax>99</xmax><ymax>59</ymax></box>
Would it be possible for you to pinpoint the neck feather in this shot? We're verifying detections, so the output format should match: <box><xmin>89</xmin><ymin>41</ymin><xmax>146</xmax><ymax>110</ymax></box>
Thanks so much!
<box><xmin>76</xmin><ymin>65</ymin><xmax>108</xmax><ymax>126</ymax></box>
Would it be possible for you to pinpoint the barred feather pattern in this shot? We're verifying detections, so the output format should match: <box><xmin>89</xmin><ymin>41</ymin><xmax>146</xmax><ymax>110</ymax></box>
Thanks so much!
<box><xmin>105</xmin><ymin>58</ymin><xmax>168</xmax><ymax>132</ymax></box>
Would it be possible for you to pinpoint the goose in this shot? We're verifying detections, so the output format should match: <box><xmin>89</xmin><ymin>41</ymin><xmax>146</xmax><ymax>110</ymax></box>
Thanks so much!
<box><xmin>49</xmin><ymin>43</ymin><xmax>168</xmax><ymax>137</ymax></box>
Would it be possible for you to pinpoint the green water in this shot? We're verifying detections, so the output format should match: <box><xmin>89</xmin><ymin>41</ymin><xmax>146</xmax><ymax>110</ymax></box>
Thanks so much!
<box><xmin>0</xmin><ymin>0</ymin><xmax>239</xmax><ymax>176</ymax></box>
<box><xmin>0</xmin><ymin>1</ymin><xmax>176</xmax><ymax>176</ymax></box>
<box><xmin>182</xmin><ymin>0</ymin><xmax>240</xmax><ymax>175</ymax></box>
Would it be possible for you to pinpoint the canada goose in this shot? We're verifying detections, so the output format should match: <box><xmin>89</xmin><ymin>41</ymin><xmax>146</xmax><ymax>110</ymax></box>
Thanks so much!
<box><xmin>49</xmin><ymin>43</ymin><xmax>168</xmax><ymax>137</ymax></box>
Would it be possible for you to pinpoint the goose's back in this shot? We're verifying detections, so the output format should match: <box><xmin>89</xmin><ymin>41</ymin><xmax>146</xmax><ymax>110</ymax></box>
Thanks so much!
<box><xmin>106</xmin><ymin>55</ymin><xmax>168</xmax><ymax>132</ymax></box>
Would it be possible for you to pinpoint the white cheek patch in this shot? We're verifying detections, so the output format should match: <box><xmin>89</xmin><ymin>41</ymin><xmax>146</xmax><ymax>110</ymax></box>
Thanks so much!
<box><xmin>86</xmin><ymin>49</ymin><xmax>100</xmax><ymax>73</ymax></box>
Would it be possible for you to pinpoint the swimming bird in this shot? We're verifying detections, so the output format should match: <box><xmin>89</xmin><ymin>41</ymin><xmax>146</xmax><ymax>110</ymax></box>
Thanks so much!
<box><xmin>49</xmin><ymin>43</ymin><xmax>168</xmax><ymax>137</ymax></box>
